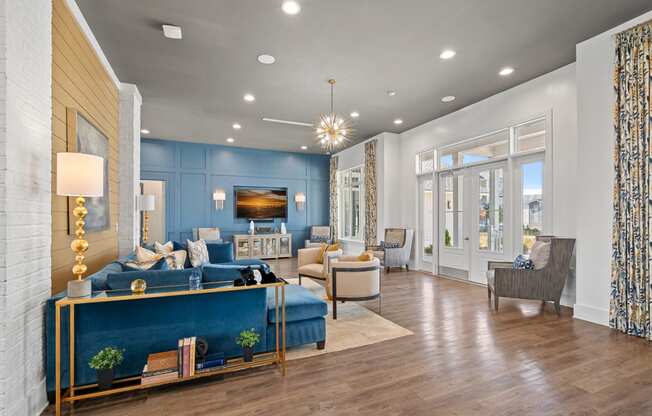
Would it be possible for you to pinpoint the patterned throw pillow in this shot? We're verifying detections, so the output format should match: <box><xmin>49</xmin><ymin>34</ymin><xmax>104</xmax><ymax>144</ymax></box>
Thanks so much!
<box><xmin>512</xmin><ymin>254</ymin><xmax>534</xmax><ymax>270</ymax></box>
<box><xmin>317</xmin><ymin>243</ymin><xmax>340</xmax><ymax>264</ymax></box>
<box><xmin>187</xmin><ymin>239</ymin><xmax>210</xmax><ymax>267</ymax></box>
<box><xmin>122</xmin><ymin>256</ymin><xmax>169</xmax><ymax>272</ymax></box>
<box><xmin>154</xmin><ymin>241</ymin><xmax>187</xmax><ymax>270</ymax></box>
<box><xmin>382</xmin><ymin>241</ymin><xmax>401</xmax><ymax>249</ymax></box>
<box><xmin>311</xmin><ymin>235</ymin><xmax>329</xmax><ymax>242</ymax></box>
<box><xmin>122</xmin><ymin>246</ymin><xmax>169</xmax><ymax>271</ymax></box>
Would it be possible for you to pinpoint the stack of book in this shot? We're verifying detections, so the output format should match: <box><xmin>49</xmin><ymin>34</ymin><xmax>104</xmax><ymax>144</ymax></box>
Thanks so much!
<box><xmin>142</xmin><ymin>336</ymin><xmax>227</xmax><ymax>385</ymax></box>
<box><xmin>141</xmin><ymin>350</ymin><xmax>178</xmax><ymax>385</ymax></box>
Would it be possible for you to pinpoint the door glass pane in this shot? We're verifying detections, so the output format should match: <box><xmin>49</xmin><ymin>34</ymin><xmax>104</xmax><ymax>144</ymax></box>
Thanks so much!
<box><xmin>418</xmin><ymin>151</ymin><xmax>435</xmax><ymax>174</ymax></box>
<box><xmin>515</xmin><ymin>119</ymin><xmax>546</xmax><ymax>152</ymax></box>
<box><xmin>478</xmin><ymin>168</ymin><xmax>503</xmax><ymax>252</ymax></box>
<box><xmin>422</xmin><ymin>179</ymin><xmax>433</xmax><ymax>261</ymax></box>
<box><xmin>351</xmin><ymin>168</ymin><xmax>362</xmax><ymax>240</ymax></box>
<box><xmin>522</xmin><ymin>161</ymin><xmax>544</xmax><ymax>253</ymax></box>
<box><xmin>442</xmin><ymin>175</ymin><xmax>463</xmax><ymax>248</ymax></box>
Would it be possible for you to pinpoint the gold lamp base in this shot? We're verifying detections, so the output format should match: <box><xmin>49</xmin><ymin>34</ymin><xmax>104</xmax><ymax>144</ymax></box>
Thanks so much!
<box><xmin>68</xmin><ymin>196</ymin><xmax>91</xmax><ymax>298</ymax></box>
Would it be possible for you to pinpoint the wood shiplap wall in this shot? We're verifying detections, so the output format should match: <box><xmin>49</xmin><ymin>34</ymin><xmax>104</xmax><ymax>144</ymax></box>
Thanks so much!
<box><xmin>52</xmin><ymin>0</ymin><xmax>119</xmax><ymax>294</ymax></box>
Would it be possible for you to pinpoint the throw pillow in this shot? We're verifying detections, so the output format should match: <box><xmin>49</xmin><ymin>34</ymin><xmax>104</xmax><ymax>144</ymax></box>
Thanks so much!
<box><xmin>512</xmin><ymin>254</ymin><xmax>534</xmax><ymax>270</ymax></box>
<box><xmin>122</xmin><ymin>256</ymin><xmax>169</xmax><ymax>272</ymax></box>
<box><xmin>357</xmin><ymin>250</ymin><xmax>374</xmax><ymax>262</ymax></box>
<box><xmin>529</xmin><ymin>241</ymin><xmax>551</xmax><ymax>269</ymax></box>
<box><xmin>154</xmin><ymin>241</ymin><xmax>174</xmax><ymax>254</ymax></box>
<box><xmin>318</xmin><ymin>243</ymin><xmax>340</xmax><ymax>264</ymax></box>
<box><xmin>382</xmin><ymin>241</ymin><xmax>401</xmax><ymax>249</ymax></box>
<box><xmin>311</xmin><ymin>235</ymin><xmax>329</xmax><ymax>243</ymax></box>
<box><xmin>187</xmin><ymin>239</ymin><xmax>210</xmax><ymax>267</ymax></box>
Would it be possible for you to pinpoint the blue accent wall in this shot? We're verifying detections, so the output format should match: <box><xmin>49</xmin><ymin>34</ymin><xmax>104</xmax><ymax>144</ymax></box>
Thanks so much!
<box><xmin>140</xmin><ymin>139</ymin><xmax>330</xmax><ymax>255</ymax></box>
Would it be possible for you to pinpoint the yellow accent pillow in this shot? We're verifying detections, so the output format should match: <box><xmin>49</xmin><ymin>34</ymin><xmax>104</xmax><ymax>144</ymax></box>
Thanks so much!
<box><xmin>318</xmin><ymin>243</ymin><xmax>340</xmax><ymax>264</ymax></box>
<box><xmin>357</xmin><ymin>251</ymin><xmax>374</xmax><ymax>262</ymax></box>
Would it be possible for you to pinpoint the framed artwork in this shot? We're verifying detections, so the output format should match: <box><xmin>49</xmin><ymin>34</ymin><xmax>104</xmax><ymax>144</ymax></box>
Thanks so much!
<box><xmin>66</xmin><ymin>108</ymin><xmax>111</xmax><ymax>233</ymax></box>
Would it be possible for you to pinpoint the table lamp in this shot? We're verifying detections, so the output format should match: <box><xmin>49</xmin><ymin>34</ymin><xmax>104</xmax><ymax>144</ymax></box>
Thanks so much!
<box><xmin>137</xmin><ymin>194</ymin><xmax>155</xmax><ymax>244</ymax></box>
<box><xmin>56</xmin><ymin>152</ymin><xmax>104</xmax><ymax>298</ymax></box>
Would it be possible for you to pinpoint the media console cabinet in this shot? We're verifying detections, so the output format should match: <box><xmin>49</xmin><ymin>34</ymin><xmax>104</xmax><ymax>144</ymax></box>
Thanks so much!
<box><xmin>233</xmin><ymin>234</ymin><xmax>292</xmax><ymax>260</ymax></box>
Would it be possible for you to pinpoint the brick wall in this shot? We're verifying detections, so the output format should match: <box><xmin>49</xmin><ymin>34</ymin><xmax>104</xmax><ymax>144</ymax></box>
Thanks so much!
<box><xmin>0</xmin><ymin>0</ymin><xmax>52</xmax><ymax>414</ymax></box>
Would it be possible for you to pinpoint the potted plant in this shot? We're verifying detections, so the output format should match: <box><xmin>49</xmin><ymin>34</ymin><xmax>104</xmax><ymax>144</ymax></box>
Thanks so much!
<box><xmin>235</xmin><ymin>328</ymin><xmax>260</xmax><ymax>362</ymax></box>
<box><xmin>88</xmin><ymin>347</ymin><xmax>124</xmax><ymax>390</ymax></box>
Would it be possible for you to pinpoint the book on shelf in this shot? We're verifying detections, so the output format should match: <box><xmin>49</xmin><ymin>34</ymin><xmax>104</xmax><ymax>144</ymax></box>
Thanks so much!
<box><xmin>146</xmin><ymin>350</ymin><xmax>177</xmax><ymax>373</ymax></box>
<box><xmin>177</xmin><ymin>339</ymin><xmax>183</xmax><ymax>378</ymax></box>
<box><xmin>196</xmin><ymin>353</ymin><xmax>226</xmax><ymax>371</ymax></box>
<box><xmin>141</xmin><ymin>365</ymin><xmax>179</xmax><ymax>385</ymax></box>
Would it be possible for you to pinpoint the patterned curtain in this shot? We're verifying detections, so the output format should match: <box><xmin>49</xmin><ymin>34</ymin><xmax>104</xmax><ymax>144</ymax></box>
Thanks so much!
<box><xmin>610</xmin><ymin>22</ymin><xmax>652</xmax><ymax>339</ymax></box>
<box><xmin>364</xmin><ymin>140</ymin><xmax>378</xmax><ymax>247</ymax></box>
<box><xmin>329</xmin><ymin>156</ymin><xmax>338</xmax><ymax>241</ymax></box>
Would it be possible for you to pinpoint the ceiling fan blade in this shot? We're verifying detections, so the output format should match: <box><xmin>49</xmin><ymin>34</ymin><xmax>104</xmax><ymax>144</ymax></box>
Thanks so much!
<box><xmin>262</xmin><ymin>118</ymin><xmax>314</xmax><ymax>128</ymax></box>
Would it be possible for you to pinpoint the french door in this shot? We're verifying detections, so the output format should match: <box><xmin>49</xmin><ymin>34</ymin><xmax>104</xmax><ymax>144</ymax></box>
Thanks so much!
<box><xmin>418</xmin><ymin>175</ymin><xmax>435</xmax><ymax>271</ymax></box>
<box><xmin>437</xmin><ymin>161</ymin><xmax>512</xmax><ymax>283</ymax></box>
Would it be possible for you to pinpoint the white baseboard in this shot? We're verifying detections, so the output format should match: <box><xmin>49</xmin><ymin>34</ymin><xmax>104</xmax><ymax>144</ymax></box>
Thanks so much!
<box><xmin>573</xmin><ymin>303</ymin><xmax>609</xmax><ymax>326</ymax></box>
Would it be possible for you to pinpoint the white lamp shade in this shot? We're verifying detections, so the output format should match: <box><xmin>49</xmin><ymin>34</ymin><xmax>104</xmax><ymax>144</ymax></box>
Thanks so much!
<box><xmin>137</xmin><ymin>194</ymin><xmax>155</xmax><ymax>211</ymax></box>
<box><xmin>295</xmin><ymin>192</ymin><xmax>306</xmax><ymax>203</ymax></box>
<box><xmin>56</xmin><ymin>153</ymin><xmax>104</xmax><ymax>197</ymax></box>
<box><xmin>213</xmin><ymin>189</ymin><xmax>226</xmax><ymax>201</ymax></box>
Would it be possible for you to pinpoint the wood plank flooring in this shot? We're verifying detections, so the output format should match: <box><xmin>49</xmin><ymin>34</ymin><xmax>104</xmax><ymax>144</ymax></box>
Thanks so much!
<box><xmin>44</xmin><ymin>259</ymin><xmax>652</xmax><ymax>415</ymax></box>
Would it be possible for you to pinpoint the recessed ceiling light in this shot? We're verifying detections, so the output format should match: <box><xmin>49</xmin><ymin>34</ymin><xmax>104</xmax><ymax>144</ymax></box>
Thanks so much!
<box><xmin>257</xmin><ymin>54</ymin><xmax>276</xmax><ymax>65</ymax></box>
<box><xmin>440</xmin><ymin>49</ymin><xmax>456</xmax><ymax>60</ymax></box>
<box><xmin>499</xmin><ymin>67</ymin><xmax>515</xmax><ymax>76</ymax></box>
<box><xmin>387</xmin><ymin>90</ymin><xmax>397</xmax><ymax>97</ymax></box>
<box><xmin>394</xmin><ymin>119</ymin><xmax>403</xmax><ymax>125</ymax></box>
<box><xmin>300</xmin><ymin>145</ymin><xmax>308</xmax><ymax>150</ymax></box>
<box><xmin>281</xmin><ymin>0</ymin><xmax>301</xmax><ymax>15</ymax></box>
<box><xmin>441</xmin><ymin>96</ymin><xmax>456</xmax><ymax>103</ymax></box>
<box><xmin>232</xmin><ymin>123</ymin><xmax>242</xmax><ymax>130</ymax></box>
<box><xmin>350</xmin><ymin>111</ymin><xmax>360</xmax><ymax>118</ymax></box>
<box><xmin>162</xmin><ymin>24</ymin><xmax>182</xmax><ymax>40</ymax></box>
<box><xmin>140</xmin><ymin>129</ymin><xmax>150</xmax><ymax>134</ymax></box>
<box><xmin>243</xmin><ymin>94</ymin><xmax>255</xmax><ymax>102</ymax></box>
<box><xmin>226</xmin><ymin>137</ymin><xmax>235</xmax><ymax>143</ymax></box>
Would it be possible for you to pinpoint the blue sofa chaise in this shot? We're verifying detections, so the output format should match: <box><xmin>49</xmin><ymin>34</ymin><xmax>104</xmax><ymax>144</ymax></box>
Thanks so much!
<box><xmin>45</xmin><ymin>242</ymin><xmax>326</xmax><ymax>397</ymax></box>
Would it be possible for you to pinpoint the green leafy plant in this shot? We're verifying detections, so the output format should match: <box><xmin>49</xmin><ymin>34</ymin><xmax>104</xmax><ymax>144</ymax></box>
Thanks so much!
<box><xmin>444</xmin><ymin>229</ymin><xmax>452</xmax><ymax>247</ymax></box>
<box><xmin>88</xmin><ymin>347</ymin><xmax>124</xmax><ymax>370</ymax></box>
<box><xmin>235</xmin><ymin>328</ymin><xmax>260</xmax><ymax>348</ymax></box>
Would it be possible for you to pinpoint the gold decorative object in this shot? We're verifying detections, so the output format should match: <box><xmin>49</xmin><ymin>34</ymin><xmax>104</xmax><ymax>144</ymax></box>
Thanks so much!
<box><xmin>71</xmin><ymin>196</ymin><xmax>90</xmax><ymax>279</ymax></box>
<box><xmin>315</xmin><ymin>79</ymin><xmax>353</xmax><ymax>152</ymax></box>
<box><xmin>130</xmin><ymin>279</ymin><xmax>147</xmax><ymax>295</ymax></box>
<box><xmin>137</xmin><ymin>194</ymin><xmax>155</xmax><ymax>244</ymax></box>
<box><xmin>142</xmin><ymin>211</ymin><xmax>150</xmax><ymax>243</ymax></box>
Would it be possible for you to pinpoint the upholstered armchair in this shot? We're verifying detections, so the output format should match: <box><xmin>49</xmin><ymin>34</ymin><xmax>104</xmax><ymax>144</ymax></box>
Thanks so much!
<box><xmin>486</xmin><ymin>236</ymin><xmax>575</xmax><ymax>315</ymax></box>
<box><xmin>329</xmin><ymin>256</ymin><xmax>381</xmax><ymax>319</ymax></box>
<box><xmin>297</xmin><ymin>246</ymin><xmax>342</xmax><ymax>284</ymax></box>
<box><xmin>304</xmin><ymin>226</ymin><xmax>332</xmax><ymax>248</ymax></box>
<box><xmin>367</xmin><ymin>228</ymin><xmax>414</xmax><ymax>272</ymax></box>
<box><xmin>192</xmin><ymin>227</ymin><xmax>222</xmax><ymax>242</ymax></box>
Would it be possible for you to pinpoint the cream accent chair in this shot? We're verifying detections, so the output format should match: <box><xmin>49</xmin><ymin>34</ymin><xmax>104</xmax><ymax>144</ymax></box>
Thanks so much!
<box><xmin>192</xmin><ymin>227</ymin><xmax>222</xmax><ymax>242</ymax></box>
<box><xmin>328</xmin><ymin>256</ymin><xmax>381</xmax><ymax>320</ymax></box>
<box><xmin>297</xmin><ymin>246</ymin><xmax>342</xmax><ymax>285</ymax></box>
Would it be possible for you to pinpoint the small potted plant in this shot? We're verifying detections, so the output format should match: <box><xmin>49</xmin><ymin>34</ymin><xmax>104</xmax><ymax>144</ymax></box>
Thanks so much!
<box><xmin>88</xmin><ymin>347</ymin><xmax>124</xmax><ymax>390</ymax></box>
<box><xmin>235</xmin><ymin>328</ymin><xmax>260</xmax><ymax>362</ymax></box>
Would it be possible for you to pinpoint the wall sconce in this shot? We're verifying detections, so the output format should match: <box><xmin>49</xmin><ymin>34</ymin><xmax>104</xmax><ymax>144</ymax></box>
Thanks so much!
<box><xmin>295</xmin><ymin>192</ymin><xmax>306</xmax><ymax>211</ymax></box>
<box><xmin>213</xmin><ymin>188</ymin><xmax>226</xmax><ymax>210</ymax></box>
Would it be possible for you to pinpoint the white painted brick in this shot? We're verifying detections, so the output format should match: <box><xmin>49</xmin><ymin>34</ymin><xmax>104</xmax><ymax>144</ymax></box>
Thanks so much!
<box><xmin>0</xmin><ymin>1</ymin><xmax>51</xmax><ymax>415</ymax></box>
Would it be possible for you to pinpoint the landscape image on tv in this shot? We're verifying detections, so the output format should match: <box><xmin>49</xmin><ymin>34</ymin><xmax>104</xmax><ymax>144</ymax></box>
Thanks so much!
<box><xmin>235</xmin><ymin>188</ymin><xmax>288</xmax><ymax>219</ymax></box>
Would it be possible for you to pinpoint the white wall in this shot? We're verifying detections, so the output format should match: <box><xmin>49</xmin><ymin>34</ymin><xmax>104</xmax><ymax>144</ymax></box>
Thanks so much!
<box><xmin>575</xmin><ymin>11</ymin><xmax>652</xmax><ymax>326</ymax></box>
<box><xmin>399</xmin><ymin>64</ymin><xmax>578</xmax><ymax>305</ymax></box>
<box><xmin>0</xmin><ymin>1</ymin><xmax>52</xmax><ymax>414</ymax></box>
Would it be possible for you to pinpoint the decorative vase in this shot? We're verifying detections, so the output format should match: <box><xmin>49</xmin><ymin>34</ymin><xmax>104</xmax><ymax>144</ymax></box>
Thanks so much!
<box><xmin>249</xmin><ymin>220</ymin><xmax>255</xmax><ymax>235</ymax></box>
<box><xmin>242</xmin><ymin>347</ymin><xmax>254</xmax><ymax>362</ymax></box>
<box><xmin>96</xmin><ymin>368</ymin><xmax>114</xmax><ymax>390</ymax></box>
<box><xmin>280</xmin><ymin>222</ymin><xmax>287</xmax><ymax>235</ymax></box>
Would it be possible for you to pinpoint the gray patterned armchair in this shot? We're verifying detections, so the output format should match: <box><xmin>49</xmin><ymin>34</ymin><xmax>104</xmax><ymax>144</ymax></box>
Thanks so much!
<box><xmin>367</xmin><ymin>228</ymin><xmax>414</xmax><ymax>272</ymax></box>
<box><xmin>304</xmin><ymin>226</ymin><xmax>332</xmax><ymax>248</ymax></box>
<box><xmin>486</xmin><ymin>236</ymin><xmax>575</xmax><ymax>315</ymax></box>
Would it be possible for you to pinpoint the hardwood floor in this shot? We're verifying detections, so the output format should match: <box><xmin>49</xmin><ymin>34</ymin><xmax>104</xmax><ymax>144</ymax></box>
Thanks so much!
<box><xmin>45</xmin><ymin>259</ymin><xmax>652</xmax><ymax>416</ymax></box>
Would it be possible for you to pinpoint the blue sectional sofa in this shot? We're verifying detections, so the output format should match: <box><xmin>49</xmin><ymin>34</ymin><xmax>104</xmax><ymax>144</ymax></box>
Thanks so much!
<box><xmin>45</xmin><ymin>242</ymin><xmax>326</xmax><ymax>396</ymax></box>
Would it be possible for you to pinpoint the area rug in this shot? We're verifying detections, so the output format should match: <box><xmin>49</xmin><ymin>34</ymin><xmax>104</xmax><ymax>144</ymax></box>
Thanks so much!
<box><xmin>283</xmin><ymin>278</ymin><xmax>413</xmax><ymax>361</ymax></box>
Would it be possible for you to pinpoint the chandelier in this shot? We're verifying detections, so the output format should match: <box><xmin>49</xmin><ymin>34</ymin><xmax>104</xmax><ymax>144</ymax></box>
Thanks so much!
<box><xmin>315</xmin><ymin>79</ymin><xmax>352</xmax><ymax>152</ymax></box>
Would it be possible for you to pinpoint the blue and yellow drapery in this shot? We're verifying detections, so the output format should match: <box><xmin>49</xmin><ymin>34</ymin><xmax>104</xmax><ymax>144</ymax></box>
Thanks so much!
<box><xmin>611</xmin><ymin>21</ymin><xmax>652</xmax><ymax>339</ymax></box>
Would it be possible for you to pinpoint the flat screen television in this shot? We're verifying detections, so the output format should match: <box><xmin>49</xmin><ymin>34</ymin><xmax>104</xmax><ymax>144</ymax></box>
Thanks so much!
<box><xmin>235</xmin><ymin>187</ymin><xmax>288</xmax><ymax>219</ymax></box>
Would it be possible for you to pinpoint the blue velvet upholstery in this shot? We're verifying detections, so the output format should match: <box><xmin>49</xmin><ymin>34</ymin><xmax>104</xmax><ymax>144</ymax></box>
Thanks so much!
<box><xmin>106</xmin><ymin>268</ymin><xmax>199</xmax><ymax>290</ymax></box>
<box><xmin>266</xmin><ymin>285</ymin><xmax>327</xmax><ymax>323</ymax></box>
<box><xmin>45</xmin><ymin>253</ymin><xmax>327</xmax><ymax>395</ymax></box>
<box><xmin>206</xmin><ymin>242</ymin><xmax>234</xmax><ymax>264</ymax></box>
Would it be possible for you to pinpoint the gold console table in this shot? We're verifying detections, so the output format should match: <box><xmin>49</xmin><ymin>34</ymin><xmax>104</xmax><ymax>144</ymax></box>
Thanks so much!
<box><xmin>54</xmin><ymin>279</ymin><xmax>287</xmax><ymax>416</ymax></box>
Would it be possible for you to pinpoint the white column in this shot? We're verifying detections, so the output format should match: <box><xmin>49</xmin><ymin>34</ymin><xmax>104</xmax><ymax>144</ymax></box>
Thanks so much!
<box><xmin>118</xmin><ymin>83</ymin><xmax>142</xmax><ymax>255</ymax></box>
<box><xmin>0</xmin><ymin>0</ymin><xmax>52</xmax><ymax>414</ymax></box>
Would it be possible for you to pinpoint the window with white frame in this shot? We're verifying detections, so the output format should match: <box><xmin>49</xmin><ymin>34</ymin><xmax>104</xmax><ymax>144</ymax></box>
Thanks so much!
<box><xmin>338</xmin><ymin>166</ymin><xmax>364</xmax><ymax>241</ymax></box>
<box><xmin>416</xmin><ymin>150</ymin><xmax>435</xmax><ymax>175</ymax></box>
<box><xmin>439</xmin><ymin>129</ymin><xmax>510</xmax><ymax>170</ymax></box>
